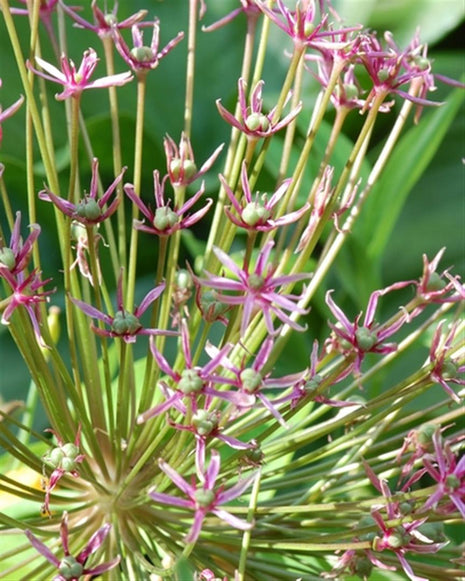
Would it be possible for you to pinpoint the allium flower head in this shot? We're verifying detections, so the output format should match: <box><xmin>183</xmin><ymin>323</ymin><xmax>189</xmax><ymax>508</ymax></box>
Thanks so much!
<box><xmin>27</xmin><ymin>48</ymin><xmax>133</xmax><ymax>100</ymax></box>
<box><xmin>198</xmin><ymin>240</ymin><xmax>311</xmax><ymax>337</ymax></box>
<box><xmin>39</xmin><ymin>158</ymin><xmax>125</xmax><ymax>224</ymax></box>
<box><xmin>114</xmin><ymin>21</ymin><xmax>184</xmax><ymax>72</ymax></box>
<box><xmin>149</xmin><ymin>449</ymin><xmax>255</xmax><ymax>543</ymax></box>
<box><xmin>216</xmin><ymin>78</ymin><xmax>302</xmax><ymax>139</ymax></box>
<box><xmin>25</xmin><ymin>511</ymin><xmax>120</xmax><ymax>580</ymax></box>
<box><xmin>124</xmin><ymin>170</ymin><xmax>212</xmax><ymax>237</ymax></box>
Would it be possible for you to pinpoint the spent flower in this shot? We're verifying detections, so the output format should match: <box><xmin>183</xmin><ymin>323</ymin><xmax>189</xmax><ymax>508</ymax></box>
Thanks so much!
<box><xmin>39</xmin><ymin>158</ymin><xmax>126</xmax><ymax>223</ymax></box>
<box><xmin>26</xmin><ymin>511</ymin><xmax>120</xmax><ymax>580</ymax></box>
<box><xmin>149</xmin><ymin>450</ymin><xmax>255</xmax><ymax>543</ymax></box>
<box><xmin>27</xmin><ymin>48</ymin><xmax>133</xmax><ymax>100</ymax></box>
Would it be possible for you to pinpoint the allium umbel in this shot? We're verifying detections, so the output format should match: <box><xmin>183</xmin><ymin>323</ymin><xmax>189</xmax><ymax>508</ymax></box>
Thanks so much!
<box><xmin>0</xmin><ymin>1</ymin><xmax>463</xmax><ymax>580</ymax></box>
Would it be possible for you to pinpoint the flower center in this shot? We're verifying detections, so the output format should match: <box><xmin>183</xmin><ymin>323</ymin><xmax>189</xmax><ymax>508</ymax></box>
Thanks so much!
<box><xmin>58</xmin><ymin>555</ymin><xmax>84</xmax><ymax>580</ymax></box>
<box><xmin>179</xmin><ymin>369</ymin><xmax>204</xmax><ymax>394</ymax></box>
<box><xmin>194</xmin><ymin>488</ymin><xmax>215</xmax><ymax>508</ymax></box>
<box><xmin>130</xmin><ymin>46</ymin><xmax>155</xmax><ymax>63</ymax></box>
<box><xmin>355</xmin><ymin>326</ymin><xmax>378</xmax><ymax>351</ymax></box>
<box><xmin>425</xmin><ymin>272</ymin><xmax>446</xmax><ymax>292</ymax></box>
<box><xmin>248</xmin><ymin>273</ymin><xmax>264</xmax><ymax>290</ymax></box>
<box><xmin>242</xmin><ymin>201</ymin><xmax>271</xmax><ymax>226</ymax></box>
<box><xmin>193</xmin><ymin>410</ymin><xmax>218</xmax><ymax>436</ymax></box>
<box><xmin>240</xmin><ymin>368</ymin><xmax>263</xmax><ymax>393</ymax></box>
<box><xmin>111</xmin><ymin>311</ymin><xmax>141</xmax><ymax>335</ymax></box>
<box><xmin>75</xmin><ymin>198</ymin><xmax>101</xmax><ymax>221</ymax></box>
<box><xmin>245</xmin><ymin>112</ymin><xmax>270</xmax><ymax>133</ymax></box>
<box><xmin>169</xmin><ymin>158</ymin><xmax>197</xmax><ymax>181</ymax></box>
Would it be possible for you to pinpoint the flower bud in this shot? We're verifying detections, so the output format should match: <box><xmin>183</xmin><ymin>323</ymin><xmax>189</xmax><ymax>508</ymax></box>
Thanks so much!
<box><xmin>417</xmin><ymin>423</ymin><xmax>436</xmax><ymax>446</ymax></box>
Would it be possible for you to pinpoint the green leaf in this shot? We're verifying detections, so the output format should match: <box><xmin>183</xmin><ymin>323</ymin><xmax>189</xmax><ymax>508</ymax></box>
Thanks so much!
<box><xmin>359</xmin><ymin>86</ymin><xmax>464</xmax><ymax>263</ymax></box>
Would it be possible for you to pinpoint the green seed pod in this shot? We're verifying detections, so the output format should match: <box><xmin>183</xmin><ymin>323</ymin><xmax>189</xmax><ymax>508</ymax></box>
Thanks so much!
<box><xmin>153</xmin><ymin>206</ymin><xmax>179</xmax><ymax>231</ymax></box>
<box><xmin>130</xmin><ymin>46</ymin><xmax>154</xmax><ymax>63</ymax></box>
<box><xmin>355</xmin><ymin>326</ymin><xmax>378</xmax><ymax>351</ymax></box>
<box><xmin>441</xmin><ymin>358</ymin><xmax>458</xmax><ymax>380</ymax></box>
<box><xmin>175</xmin><ymin>269</ymin><xmax>193</xmax><ymax>291</ymax></box>
<box><xmin>61</xmin><ymin>443</ymin><xmax>80</xmax><ymax>460</ymax></box>
<box><xmin>111</xmin><ymin>311</ymin><xmax>141</xmax><ymax>335</ymax></box>
<box><xmin>194</xmin><ymin>488</ymin><xmax>215</xmax><ymax>507</ymax></box>
<box><xmin>46</xmin><ymin>447</ymin><xmax>65</xmax><ymax>468</ymax></box>
<box><xmin>426</xmin><ymin>271</ymin><xmax>446</xmax><ymax>292</ymax></box>
<box><xmin>0</xmin><ymin>247</ymin><xmax>16</xmax><ymax>270</ymax></box>
<box><xmin>240</xmin><ymin>368</ymin><xmax>262</xmax><ymax>393</ymax></box>
<box><xmin>193</xmin><ymin>410</ymin><xmax>217</xmax><ymax>436</ymax></box>
<box><xmin>75</xmin><ymin>198</ymin><xmax>101</xmax><ymax>221</ymax></box>
<box><xmin>242</xmin><ymin>201</ymin><xmax>271</xmax><ymax>226</ymax></box>
<box><xmin>248</xmin><ymin>273</ymin><xmax>264</xmax><ymax>290</ymax></box>
<box><xmin>245</xmin><ymin>112</ymin><xmax>270</xmax><ymax>133</ymax></box>
<box><xmin>169</xmin><ymin>158</ymin><xmax>197</xmax><ymax>181</ymax></box>
<box><xmin>59</xmin><ymin>556</ymin><xmax>84</xmax><ymax>580</ymax></box>
<box><xmin>178</xmin><ymin>369</ymin><xmax>203</xmax><ymax>394</ymax></box>
<box><xmin>377</xmin><ymin>69</ymin><xmax>390</xmax><ymax>83</ymax></box>
<box><xmin>417</xmin><ymin>423</ymin><xmax>436</xmax><ymax>446</ymax></box>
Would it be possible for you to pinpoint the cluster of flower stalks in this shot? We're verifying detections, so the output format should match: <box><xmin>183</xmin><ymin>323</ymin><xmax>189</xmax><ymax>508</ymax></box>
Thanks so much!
<box><xmin>0</xmin><ymin>1</ymin><xmax>464</xmax><ymax>580</ymax></box>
